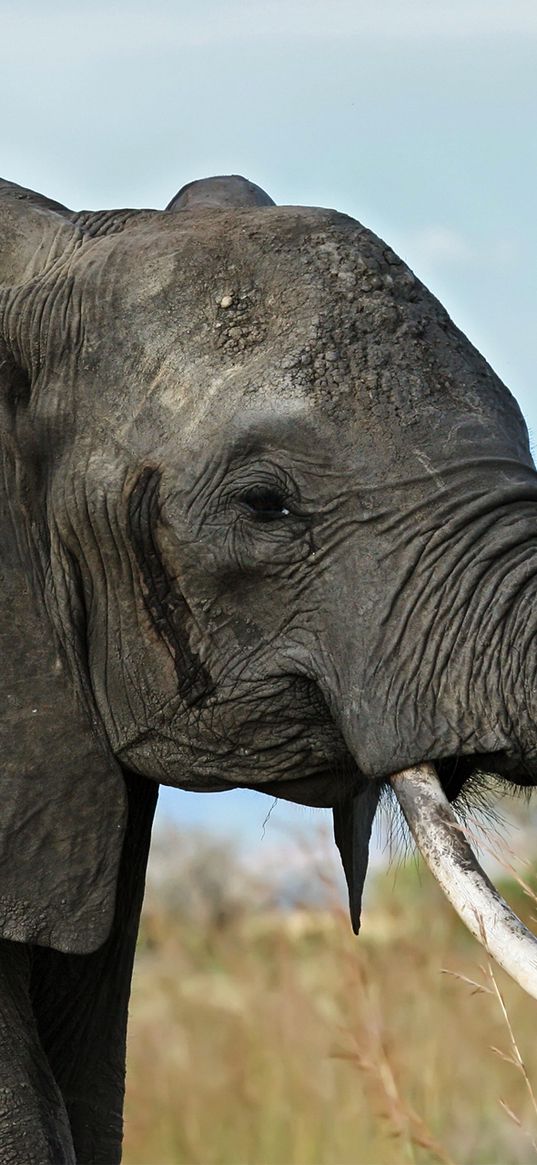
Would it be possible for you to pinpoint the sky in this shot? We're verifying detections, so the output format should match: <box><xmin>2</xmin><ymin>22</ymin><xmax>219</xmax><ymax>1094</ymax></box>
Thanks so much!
<box><xmin>3</xmin><ymin>0</ymin><xmax>536</xmax><ymax>854</ymax></box>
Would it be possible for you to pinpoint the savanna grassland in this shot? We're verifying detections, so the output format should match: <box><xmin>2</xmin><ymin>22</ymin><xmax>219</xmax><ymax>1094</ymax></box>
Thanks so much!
<box><xmin>123</xmin><ymin>825</ymin><xmax>537</xmax><ymax>1165</ymax></box>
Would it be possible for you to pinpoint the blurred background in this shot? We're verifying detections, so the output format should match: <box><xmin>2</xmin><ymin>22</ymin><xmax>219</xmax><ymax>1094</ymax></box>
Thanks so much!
<box><xmin>3</xmin><ymin>1</ymin><xmax>537</xmax><ymax>1160</ymax></box>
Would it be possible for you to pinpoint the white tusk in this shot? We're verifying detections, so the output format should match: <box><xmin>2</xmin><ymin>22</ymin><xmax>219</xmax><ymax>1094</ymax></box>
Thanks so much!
<box><xmin>390</xmin><ymin>762</ymin><xmax>537</xmax><ymax>1001</ymax></box>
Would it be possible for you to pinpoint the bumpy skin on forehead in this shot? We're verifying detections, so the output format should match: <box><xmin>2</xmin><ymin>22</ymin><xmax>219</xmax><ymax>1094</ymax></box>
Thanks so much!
<box><xmin>61</xmin><ymin>201</ymin><xmax>529</xmax><ymax>458</ymax></box>
<box><xmin>22</xmin><ymin>199</ymin><xmax>517</xmax><ymax>569</ymax></box>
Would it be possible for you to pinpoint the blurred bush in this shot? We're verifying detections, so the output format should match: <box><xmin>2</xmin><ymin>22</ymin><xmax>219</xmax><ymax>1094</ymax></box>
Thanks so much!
<box><xmin>124</xmin><ymin>825</ymin><xmax>537</xmax><ymax>1165</ymax></box>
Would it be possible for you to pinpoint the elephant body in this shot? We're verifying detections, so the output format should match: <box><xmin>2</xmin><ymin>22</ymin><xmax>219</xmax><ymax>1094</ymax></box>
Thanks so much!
<box><xmin>0</xmin><ymin>173</ymin><xmax>535</xmax><ymax>1161</ymax></box>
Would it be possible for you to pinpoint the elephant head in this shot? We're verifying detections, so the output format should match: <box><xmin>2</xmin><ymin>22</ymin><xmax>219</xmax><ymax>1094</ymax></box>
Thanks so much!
<box><xmin>1</xmin><ymin>173</ymin><xmax>536</xmax><ymax>992</ymax></box>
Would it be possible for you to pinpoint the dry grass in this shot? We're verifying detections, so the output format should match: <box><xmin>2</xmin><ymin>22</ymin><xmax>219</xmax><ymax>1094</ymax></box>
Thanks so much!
<box><xmin>123</xmin><ymin>830</ymin><xmax>537</xmax><ymax>1165</ymax></box>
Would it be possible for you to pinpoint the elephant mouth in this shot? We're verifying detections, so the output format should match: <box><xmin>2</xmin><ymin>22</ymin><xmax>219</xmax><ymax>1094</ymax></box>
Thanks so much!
<box><xmin>253</xmin><ymin>749</ymin><xmax>532</xmax><ymax>810</ymax></box>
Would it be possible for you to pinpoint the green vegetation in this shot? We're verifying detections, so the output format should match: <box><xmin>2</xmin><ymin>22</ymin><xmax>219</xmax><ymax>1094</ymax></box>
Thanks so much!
<box><xmin>124</xmin><ymin>831</ymin><xmax>537</xmax><ymax>1165</ymax></box>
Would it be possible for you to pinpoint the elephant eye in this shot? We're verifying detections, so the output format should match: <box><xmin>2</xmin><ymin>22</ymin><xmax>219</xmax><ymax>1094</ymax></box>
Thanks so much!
<box><xmin>240</xmin><ymin>486</ymin><xmax>291</xmax><ymax>522</ymax></box>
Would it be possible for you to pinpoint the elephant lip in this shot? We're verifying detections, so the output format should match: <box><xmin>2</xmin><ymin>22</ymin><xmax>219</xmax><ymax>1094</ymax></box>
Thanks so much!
<box><xmin>248</xmin><ymin>762</ymin><xmax>364</xmax><ymax>808</ymax></box>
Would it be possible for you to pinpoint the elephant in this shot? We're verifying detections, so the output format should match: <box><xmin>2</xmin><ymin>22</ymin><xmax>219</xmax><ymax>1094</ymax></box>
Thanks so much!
<box><xmin>1</xmin><ymin>169</ymin><xmax>537</xmax><ymax>1163</ymax></box>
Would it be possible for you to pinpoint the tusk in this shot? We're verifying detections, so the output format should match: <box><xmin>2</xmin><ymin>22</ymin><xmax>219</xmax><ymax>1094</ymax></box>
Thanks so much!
<box><xmin>390</xmin><ymin>762</ymin><xmax>537</xmax><ymax>1001</ymax></box>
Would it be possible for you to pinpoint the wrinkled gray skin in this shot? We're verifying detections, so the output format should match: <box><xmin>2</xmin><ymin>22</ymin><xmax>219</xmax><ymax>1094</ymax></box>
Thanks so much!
<box><xmin>0</xmin><ymin>172</ymin><xmax>536</xmax><ymax>1162</ymax></box>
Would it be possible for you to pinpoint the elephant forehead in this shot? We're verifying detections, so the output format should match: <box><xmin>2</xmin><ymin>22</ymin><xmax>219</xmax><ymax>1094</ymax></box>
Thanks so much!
<box><xmin>74</xmin><ymin>205</ymin><xmax>413</xmax><ymax>334</ymax></box>
<box><xmin>66</xmin><ymin>207</ymin><xmax>525</xmax><ymax>449</ymax></box>
<box><xmin>107</xmin><ymin>209</ymin><xmax>425</xmax><ymax>377</ymax></box>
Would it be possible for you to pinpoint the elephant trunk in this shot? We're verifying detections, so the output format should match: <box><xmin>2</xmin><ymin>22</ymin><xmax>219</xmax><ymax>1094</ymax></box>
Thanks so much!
<box><xmin>390</xmin><ymin>762</ymin><xmax>537</xmax><ymax>999</ymax></box>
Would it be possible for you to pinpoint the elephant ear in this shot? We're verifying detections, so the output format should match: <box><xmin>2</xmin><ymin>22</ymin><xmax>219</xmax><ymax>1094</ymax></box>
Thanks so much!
<box><xmin>0</xmin><ymin>181</ymin><xmax>127</xmax><ymax>954</ymax></box>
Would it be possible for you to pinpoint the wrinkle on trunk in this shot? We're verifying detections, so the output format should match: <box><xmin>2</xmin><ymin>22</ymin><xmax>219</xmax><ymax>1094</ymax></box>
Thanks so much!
<box><xmin>332</xmin><ymin>462</ymin><xmax>537</xmax><ymax>783</ymax></box>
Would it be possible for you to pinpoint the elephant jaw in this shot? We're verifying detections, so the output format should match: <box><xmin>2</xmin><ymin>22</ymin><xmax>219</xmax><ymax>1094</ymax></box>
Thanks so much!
<box><xmin>390</xmin><ymin>762</ymin><xmax>537</xmax><ymax>1001</ymax></box>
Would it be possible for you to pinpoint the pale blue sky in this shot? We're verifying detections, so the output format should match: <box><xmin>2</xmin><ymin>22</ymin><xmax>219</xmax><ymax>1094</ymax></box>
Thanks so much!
<box><xmin>3</xmin><ymin>0</ymin><xmax>536</xmax><ymax>847</ymax></box>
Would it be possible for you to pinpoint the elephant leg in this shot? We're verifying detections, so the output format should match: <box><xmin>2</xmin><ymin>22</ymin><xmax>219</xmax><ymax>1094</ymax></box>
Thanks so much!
<box><xmin>30</xmin><ymin>771</ymin><xmax>158</xmax><ymax>1165</ymax></box>
<box><xmin>0</xmin><ymin>939</ymin><xmax>75</xmax><ymax>1164</ymax></box>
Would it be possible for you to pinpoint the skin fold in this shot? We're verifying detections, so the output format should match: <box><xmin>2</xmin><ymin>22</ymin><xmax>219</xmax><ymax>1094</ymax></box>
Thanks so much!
<box><xmin>0</xmin><ymin>173</ymin><xmax>536</xmax><ymax>1160</ymax></box>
